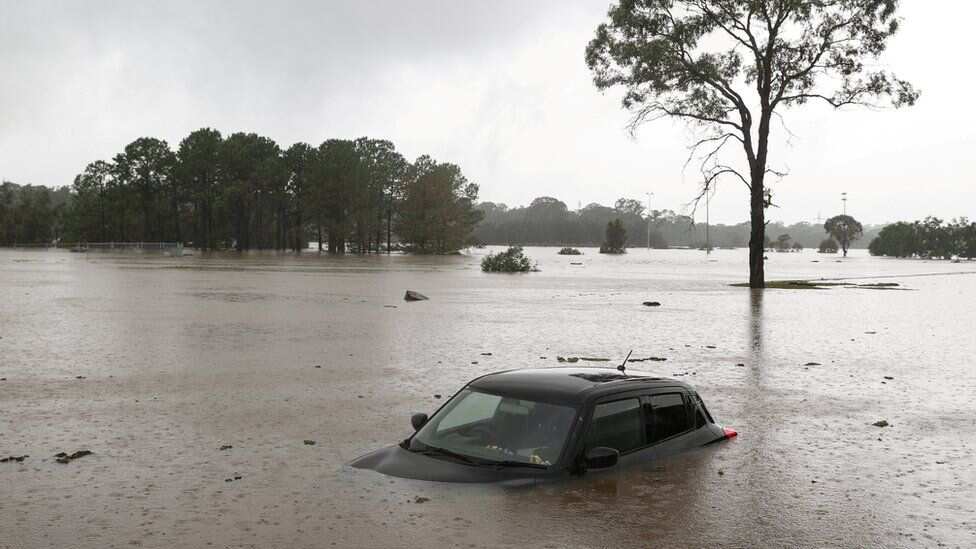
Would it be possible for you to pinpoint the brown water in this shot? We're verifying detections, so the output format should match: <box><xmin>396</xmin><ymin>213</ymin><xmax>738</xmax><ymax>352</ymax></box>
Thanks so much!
<box><xmin>2</xmin><ymin>247</ymin><xmax>975</xmax><ymax>548</ymax></box>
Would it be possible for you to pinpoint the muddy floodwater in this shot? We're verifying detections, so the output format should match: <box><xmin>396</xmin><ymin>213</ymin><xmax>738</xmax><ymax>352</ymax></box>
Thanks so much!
<box><xmin>2</xmin><ymin>247</ymin><xmax>975</xmax><ymax>548</ymax></box>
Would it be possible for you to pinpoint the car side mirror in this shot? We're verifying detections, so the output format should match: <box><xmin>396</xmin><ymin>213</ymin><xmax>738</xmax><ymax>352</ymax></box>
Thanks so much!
<box><xmin>585</xmin><ymin>447</ymin><xmax>620</xmax><ymax>469</ymax></box>
<box><xmin>411</xmin><ymin>413</ymin><xmax>429</xmax><ymax>431</ymax></box>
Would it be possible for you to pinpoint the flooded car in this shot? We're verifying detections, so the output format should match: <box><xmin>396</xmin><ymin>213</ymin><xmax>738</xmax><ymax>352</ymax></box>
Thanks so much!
<box><xmin>350</xmin><ymin>367</ymin><xmax>737</xmax><ymax>483</ymax></box>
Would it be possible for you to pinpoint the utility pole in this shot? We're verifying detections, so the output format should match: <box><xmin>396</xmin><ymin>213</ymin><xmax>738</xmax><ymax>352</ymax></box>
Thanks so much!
<box><xmin>646</xmin><ymin>192</ymin><xmax>654</xmax><ymax>250</ymax></box>
<box><xmin>842</xmin><ymin>192</ymin><xmax>848</xmax><ymax>216</ymax></box>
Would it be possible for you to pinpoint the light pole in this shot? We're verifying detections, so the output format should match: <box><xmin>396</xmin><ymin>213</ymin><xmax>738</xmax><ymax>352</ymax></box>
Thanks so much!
<box><xmin>842</xmin><ymin>192</ymin><xmax>848</xmax><ymax>216</ymax></box>
<box><xmin>705</xmin><ymin>186</ymin><xmax>711</xmax><ymax>255</ymax></box>
<box><xmin>646</xmin><ymin>192</ymin><xmax>654</xmax><ymax>250</ymax></box>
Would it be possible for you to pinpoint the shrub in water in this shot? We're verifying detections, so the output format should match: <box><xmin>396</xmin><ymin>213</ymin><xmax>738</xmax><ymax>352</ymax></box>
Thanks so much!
<box><xmin>818</xmin><ymin>238</ymin><xmax>839</xmax><ymax>253</ymax></box>
<box><xmin>558</xmin><ymin>247</ymin><xmax>582</xmax><ymax>255</ymax></box>
<box><xmin>482</xmin><ymin>246</ymin><xmax>533</xmax><ymax>272</ymax></box>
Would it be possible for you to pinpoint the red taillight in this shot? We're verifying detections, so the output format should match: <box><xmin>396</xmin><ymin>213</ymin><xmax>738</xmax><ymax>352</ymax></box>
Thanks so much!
<box><xmin>722</xmin><ymin>427</ymin><xmax>738</xmax><ymax>439</ymax></box>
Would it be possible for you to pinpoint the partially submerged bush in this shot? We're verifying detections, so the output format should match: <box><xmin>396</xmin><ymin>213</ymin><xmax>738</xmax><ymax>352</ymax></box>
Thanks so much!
<box><xmin>818</xmin><ymin>238</ymin><xmax>839</xmax><ymax>253</ymax></box>
<box><xmin>481</xmin><ymin>246</ymin><xmax>534</xmax><ymax>272</ymax></box>
<box><xmin>558</xmin><ymin>247</ymin><xmax>582</xmax><ymax>255</ymax></box>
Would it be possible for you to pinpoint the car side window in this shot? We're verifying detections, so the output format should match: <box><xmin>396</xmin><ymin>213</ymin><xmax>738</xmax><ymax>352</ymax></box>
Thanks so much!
<box><xmin>694</xmin><ymin>393</ymin><xmax>714</xmax><ymax>424</ymax></box>
<box><xmin>646</xmin><ymin>393</ymin><xmax>692</xmax><ymax>443</ymax></box>
<box><xmin>584</xmin><ymin>398</ymin><xmax>643</xmax><ymax>454</ymax></box>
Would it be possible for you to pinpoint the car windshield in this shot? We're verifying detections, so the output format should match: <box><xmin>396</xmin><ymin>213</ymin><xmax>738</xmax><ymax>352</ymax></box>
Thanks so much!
<box><xmin>409</xmin><ymin>389</ymin><xmax>577</xmax><ymax>467</ymax></box>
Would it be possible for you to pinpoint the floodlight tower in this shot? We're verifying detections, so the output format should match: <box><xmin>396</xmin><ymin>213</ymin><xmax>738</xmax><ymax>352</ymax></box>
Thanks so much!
<box><xmin>705</xmin><ymin>186</ymin><xmax>712</xmax><ymax>255</ymax></box>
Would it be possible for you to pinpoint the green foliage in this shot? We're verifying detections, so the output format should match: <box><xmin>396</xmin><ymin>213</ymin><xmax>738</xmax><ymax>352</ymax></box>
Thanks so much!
<box><xmin>474</xmin><ymin>198</ymin><xmax>668</xmax><ymax>248</ymax></box>
<box><xmin>481</xmin><ymin>246</ymin><xmax>533</xmax><ymax>273</ymax></box>
<box><xmin>557</xmin><ymin>247</ymin><xmax>582</xmax><ymax>255</ymax></box>
<box><xmin>869</xmin><ymin>217</ymin><xmax>976</xmax><ymax>260</ymax></box>
<box><xmin>42</xmin><ymin>130</ymin><xmax>476</xmax><ymax>254</ymax></box>
<box><xmin>586</xmin><ymin>0</ymin><xmax>917</xmax><ymax>287</ymax></box>
<box><xmin>395</xmin><ymin>156</ymin><xmax>482</xmax><ymax>254</ymax></box>
<box><xmin>818</xmin><ymin>238</ymin><xmax>839</xmax><ymax>254</ymax></box>
<box><xmin>474</xmin><ymin>196</ymin><xmax>883</xmax><ymax>250</ymax></box>
<box><xmin>0</xmin><ymin>182</ymin><xmax>70</xmax><ymax>245</ymax></box>
<box><xmin>773</xmin><ymin>233</ymin><xmax>793</xmax><ymax>252</ymax></box>
<box><xmin>824</xmin><ymin>215</ymin><xmax>864</xmax><ymax>257</ymax></box>
<box><xmin>600</xmin><ymin>218</ymin><xmax>627</xmax><ymax>254</ymax></box>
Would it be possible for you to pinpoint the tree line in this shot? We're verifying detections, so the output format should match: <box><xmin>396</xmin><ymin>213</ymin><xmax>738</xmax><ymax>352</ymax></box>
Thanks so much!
<box><xmin>1</xmin><ymin>130</ymin><xmax>482</xmax><ymax>253</ymax></box>
<box><xmin>0</xmin><ymin>182</ymin><xmax>71</xmax><ymax>245</ymax></box>
<box><xmin>473</xmin><ymin>197</ymin><xmax>881</xmax><ymax>250</ymax></box>
<box><xmin>869</xmin><ymin>217</ymin><xmax>976</xmax><ymax>260</ymax></box>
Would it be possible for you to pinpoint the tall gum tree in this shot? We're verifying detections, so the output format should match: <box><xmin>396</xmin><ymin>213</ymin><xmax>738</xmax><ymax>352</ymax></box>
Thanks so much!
<box><xmin>586</xmin><ymin>0</ymin><xmax>918</xmax><ymax>287</ymax></box>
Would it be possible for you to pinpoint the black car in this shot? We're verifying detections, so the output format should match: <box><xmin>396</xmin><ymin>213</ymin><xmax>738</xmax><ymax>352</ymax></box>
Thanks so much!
<box><xmin>350</xmin><ymin>367</ymin><xmax>737</xmax><ymax>483</ymax></box>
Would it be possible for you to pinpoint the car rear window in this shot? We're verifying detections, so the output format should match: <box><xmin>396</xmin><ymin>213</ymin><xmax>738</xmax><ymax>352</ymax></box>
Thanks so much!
<box><xmin>646</xmin><ymin>393</ymin><xmax>692</xmax><ymax>443</ymax></box>
<box><xmin>585</xmin><ymin>398</ymin><xmax>642</xmax><ymax>454</ymax></box>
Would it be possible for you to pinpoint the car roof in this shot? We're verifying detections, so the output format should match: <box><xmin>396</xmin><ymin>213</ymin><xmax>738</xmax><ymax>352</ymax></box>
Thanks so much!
<box><xmin>466</xmin><ymin>367</ymin><xmax>692</xmax><ymax>406</ymax></box>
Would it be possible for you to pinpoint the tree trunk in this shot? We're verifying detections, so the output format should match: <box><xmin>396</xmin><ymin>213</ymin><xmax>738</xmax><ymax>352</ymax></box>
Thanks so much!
<box><xmin>386</xmin><ymin>207</ymin><xmax>392</xmax><ymax>254</ymax></box>
<box><xmin>748</xmin><ymin>184</ymin><xmax>765</xmax><ymax>289</ymax></box>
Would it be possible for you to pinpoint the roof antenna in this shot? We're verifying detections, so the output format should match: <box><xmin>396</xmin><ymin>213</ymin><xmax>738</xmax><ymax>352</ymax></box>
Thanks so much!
<box><xmin>618</xmin><ymin>350</ymin><xmax>633</xmax><ymax>372</ymax></box>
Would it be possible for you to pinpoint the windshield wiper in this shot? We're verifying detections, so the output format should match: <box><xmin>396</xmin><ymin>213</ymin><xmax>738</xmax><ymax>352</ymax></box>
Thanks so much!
<box><xmin>488</xmin><ymin>460</ymin><xmax>548</xmax><ymax>470</ymax></box>
<box><xmin>412</xmin><ymin>444</ymin><xmax>484</xmax><ymax>466</ymax></box>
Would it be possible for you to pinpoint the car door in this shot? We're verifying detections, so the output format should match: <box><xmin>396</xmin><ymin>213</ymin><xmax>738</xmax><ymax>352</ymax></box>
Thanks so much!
<box><xmin>641</xmin><ymin>389</ymin><xmax>699</xmax><ymax>457</ymax></box>
<box><xmin>580</xmin><ymin>392</ymin><xmax>657</xmax><ymax>470</ymax></box>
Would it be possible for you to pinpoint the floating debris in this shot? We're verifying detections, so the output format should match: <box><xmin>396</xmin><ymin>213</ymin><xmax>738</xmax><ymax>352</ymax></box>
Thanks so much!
<box><xmin>54</xmin><ymin>450</ymin><xmax>93</xmax><ymax>464</ymax></box>
<box><xmin>219</xmin><ymin>444</ymin><xmax>233</xmax><ymax>451</ymax></box>
<box><xmin>642</xmin><ymin>301</ymin><xmax>662</xmax><ymax>307</ymax></box>
<box><xmin>303</xmin><ymin>440</ymin><xmax>316</xmax><ymax>446</ymax></box>
<box><xmin>0</xmin><ymin>455</ymin><xmax>28</xmax><ymax>463</ymax></box>
<box><xmin>628</xmin><ymin>357</ymin><xmax>667</xmax><ymax>363</ymax></box>
<box><xmin>872</xmin><ymin>420</ymin><xmax>890</xmax><ymax>428</ymax></box>
<box><xmin>413</xmin><ymin>496</ymin><xmax>430</xmax><ymax>504</ymax></box>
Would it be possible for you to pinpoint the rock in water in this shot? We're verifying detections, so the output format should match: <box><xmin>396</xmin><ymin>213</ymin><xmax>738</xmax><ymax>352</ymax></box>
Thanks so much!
<box><xmin>872</xmin><ymin>420</ymin><xmax>890</xmax><ymax>428</ymax></box>
<box><xmin>404</xmin><ymin>290</ymin><xmax>429</xmax><ymax>302</ymax></box>
<box><xmin>642</xmin><ymin>301</ymin><xmax>662</xmax><ymax>307</ymax></box>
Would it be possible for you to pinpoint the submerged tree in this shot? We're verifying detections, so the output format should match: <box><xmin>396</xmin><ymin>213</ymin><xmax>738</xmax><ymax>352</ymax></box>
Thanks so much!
<box><xmin>396</xmin><ymin>156</ymin><xmax>482</xmax><ymax>254</ymax></box>
<box><xmin>818</xmin><ymin>238</ymin><xmax>839</xmax><ymax>254</ymax></box>
<box><xmin>600</xmin><ymin>218</ymin><xmax>628</xmax><ymax>254</ymax></box>
<box><xmin>824</xmin><ymin>214</ymin><xmax>863</xmax><ymax>257</ymax></box>
<box><xmin>586</xmin><ymin>0</ymin><xmax>918</xmax><ymax>287</ymax></box>
<box><xmin>176</xmin><ymin>128</ymin><xmax>223</xmax><ymax>250</ymax></box>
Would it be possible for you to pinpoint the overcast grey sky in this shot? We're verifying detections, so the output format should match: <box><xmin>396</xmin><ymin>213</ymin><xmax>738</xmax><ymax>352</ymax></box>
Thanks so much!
<box><xmin>1</xmin><ymin>0</ymin><xmax>972</xmax><ymax>224</ymax></box>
